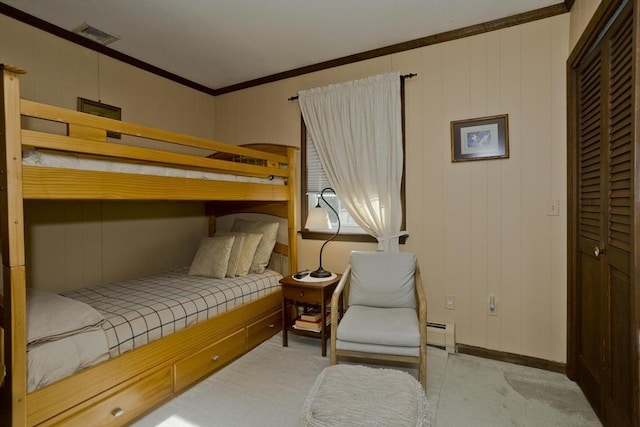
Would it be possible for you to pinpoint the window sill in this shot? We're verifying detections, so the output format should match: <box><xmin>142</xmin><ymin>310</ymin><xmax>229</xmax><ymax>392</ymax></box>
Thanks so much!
<box><xmin>300</xmin><ymin>230</ymin><xmax>408</xmax><ymax>244</ymax></box>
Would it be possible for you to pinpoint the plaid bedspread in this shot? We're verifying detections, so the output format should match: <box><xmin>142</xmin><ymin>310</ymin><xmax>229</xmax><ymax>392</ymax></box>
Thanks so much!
<box><xmin>63</xmin><ymin>268</ymin><xmax>282</xmax><ymax>357</ymax></box>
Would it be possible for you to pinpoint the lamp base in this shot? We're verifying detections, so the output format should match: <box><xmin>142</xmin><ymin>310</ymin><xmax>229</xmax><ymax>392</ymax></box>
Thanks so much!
<box><xmin>310</xmin><ymin>267</ymin><xmax>332</xmax><ymax>278</ymax></box>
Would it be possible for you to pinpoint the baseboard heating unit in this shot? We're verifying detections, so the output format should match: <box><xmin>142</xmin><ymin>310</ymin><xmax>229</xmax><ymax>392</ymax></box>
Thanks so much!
<box><xmin>426</xmin><ymin>322</ymin><xmax>455</xmax><ymax>353</ymax></box>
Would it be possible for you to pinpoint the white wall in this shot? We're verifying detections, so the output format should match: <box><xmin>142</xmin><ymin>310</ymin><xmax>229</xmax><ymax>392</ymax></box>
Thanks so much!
<box><xmin>215</xmin><ymin>15</ymin><xmax>571</xmax><ymax>362</ymax></box>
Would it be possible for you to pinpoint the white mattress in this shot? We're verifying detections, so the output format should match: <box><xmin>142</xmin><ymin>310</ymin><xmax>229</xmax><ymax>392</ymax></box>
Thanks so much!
<box><xmin>22</xmin><ymin>150</ymin><xmax>286</xmax><ymax>185</ymax></box>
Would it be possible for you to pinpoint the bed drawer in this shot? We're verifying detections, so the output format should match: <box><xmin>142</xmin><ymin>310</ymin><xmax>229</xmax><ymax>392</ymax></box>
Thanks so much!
<box><xmin>247</xmin><ymin>310</ymin><xmax>282</xmax><ymax>349</ymax></box>
<box><xmin>174</xmin><ymin>328</ymin><xmax>245</xmax><ymax>391</ymax></box>
<box><xmin>59</xmin><ymin>366</ymin><xmax>172</xmax><ymax>427</ymax></box>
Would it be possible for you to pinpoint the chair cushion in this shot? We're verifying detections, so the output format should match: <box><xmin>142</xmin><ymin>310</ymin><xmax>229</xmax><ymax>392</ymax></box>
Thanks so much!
<box><xmin>336</xmin><ymin>305</ymin><xmax>421</xmax><ymax>349</ymax></box>
<box><xmin>349</xmin><ymin>251</ymin><xmax>417</xmax><ymax>308</ymax></box>
<box><xmin>335</xmin><ymin>339</ymin><xmax>421</xmax><ymax>357</ymax></box>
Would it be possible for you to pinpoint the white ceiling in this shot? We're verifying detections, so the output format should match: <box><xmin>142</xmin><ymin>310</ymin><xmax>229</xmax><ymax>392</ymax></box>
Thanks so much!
<box><xmin>2</xmin><ymin>0</ymin><xmax>561</xmax><ymax>91</ymax></box>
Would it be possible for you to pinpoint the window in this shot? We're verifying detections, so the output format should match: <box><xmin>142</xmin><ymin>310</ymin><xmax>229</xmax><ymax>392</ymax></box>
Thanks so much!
<box><xmin>300</xmin><ymin>81</ymin><xmax>407</xmax><ymax>243</ymax></box>
<box><xmin>303</xmin><ymin>128</ymin><xmax>369</xmax><ymax>234</ymax></box>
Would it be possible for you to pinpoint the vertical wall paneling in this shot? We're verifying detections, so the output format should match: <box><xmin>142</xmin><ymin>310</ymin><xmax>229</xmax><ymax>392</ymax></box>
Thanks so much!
<box><xmin>442</xmin><ymin>39</ymin><xmax>473</xmax><ymax>340</ymax></box>
<box><xmin>100</xmin><ymin>202</ymin><xmax>206</xmax><ymax>286</ymax></box>
<box><xmin>485</xmin><ymin>30</ymin><xmax>504</xmax><ymax>351</ymax></box>
<box><xmin>498</xmin><ymin>25</ymin><xmax>524</xmax><ymax>355</ymax></box>
<box><xmin>468</xmin><ymin>35</ymin><xmax>490</xmax><ymax>348</ymax></box>
<box><xmin>420</xmin><ymin>44</ymin><xmax>447</xmax><ymax>326</ymax></box>
<box><xmin>549</xmin><ymin>15</ymin><xmax>570</xmax><ymax>363</ymax></box>
<box><xmin>520</xmin><ymin>20</ymin><xmax>554</xmax><ymax>359</ymax></box>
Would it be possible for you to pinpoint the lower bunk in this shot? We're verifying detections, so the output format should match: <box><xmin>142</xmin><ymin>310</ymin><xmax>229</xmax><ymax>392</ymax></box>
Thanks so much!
<box><xmin>24</xmin><ymin>247</ymin><xmax>288</xmax><ymax>426</ymax></box>
<box><xmin>28</xmin><ymin>288</ymin><xmax>282</xmax><ymax>426</ymax></box>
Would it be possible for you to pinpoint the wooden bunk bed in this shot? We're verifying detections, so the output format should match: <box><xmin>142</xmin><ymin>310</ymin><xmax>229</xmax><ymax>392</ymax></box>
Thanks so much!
<box><xmin>0</xmin><ymin>65</ymin><xmax>298</xmax><ymax>426</ymax></box>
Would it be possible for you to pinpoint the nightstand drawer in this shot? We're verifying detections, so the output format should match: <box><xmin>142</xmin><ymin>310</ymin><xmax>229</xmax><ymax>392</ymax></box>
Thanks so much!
<box><xmin>174</xmin><ymin>328</ymin><xmax>245</xmax><ymax>391</ymax></box>
<box><xmin>282</xmin><ymin>286</ymin><xmax>322</xmax><ymax>303</ymax></box>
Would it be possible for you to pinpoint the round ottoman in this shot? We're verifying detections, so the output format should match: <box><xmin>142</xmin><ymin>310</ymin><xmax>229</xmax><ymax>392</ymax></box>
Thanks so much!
<box><xmin>301</xmin><ymin>364</ymin><xmax>430</xmax><ymax>427</ymax></box>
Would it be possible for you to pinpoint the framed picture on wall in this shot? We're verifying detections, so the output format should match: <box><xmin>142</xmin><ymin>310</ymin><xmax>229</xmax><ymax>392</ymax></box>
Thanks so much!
<box><xmin>450</xmin><ymin>114</ymin><xmax>509</xmax><ymax>162</ymax></box>
<box><xmin>77</xmin><ymin>97</ymin><xmax>122</xmax><ymax>139</ymax></box>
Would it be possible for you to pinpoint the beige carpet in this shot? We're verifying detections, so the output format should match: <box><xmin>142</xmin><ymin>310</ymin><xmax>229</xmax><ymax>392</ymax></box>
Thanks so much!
<box><xmin>133</xmin><ymin>333</ymin><xmax>447</xmax><ymax>427</ymax></box>
<box><xmin>435</xmin><ymin>353</ymin><xmax>601</xmax><ymax>427</ymax></box>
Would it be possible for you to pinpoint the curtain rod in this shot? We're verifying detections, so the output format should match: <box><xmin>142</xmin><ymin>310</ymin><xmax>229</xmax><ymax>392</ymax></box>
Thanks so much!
<box><xmin>287</xmin><ymin>73</ymin><xmax>417</xmax><ymax>101</ymax></box>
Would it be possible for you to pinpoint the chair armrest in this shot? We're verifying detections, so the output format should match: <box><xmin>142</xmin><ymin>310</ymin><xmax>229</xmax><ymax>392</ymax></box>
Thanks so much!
<box><xmin>330</xmin><ymin>265</ymin><xmax>351</xmax><ymax>328</ymax></box>
<box><xmin>415</xmin><ymin>267</ymin><xmax>427</xmax><ymax>332</ymax></box>
<box><xmin>330</xmin><ymin>265</ymin><xmax>351</xmax><ymax>364</ymax></box>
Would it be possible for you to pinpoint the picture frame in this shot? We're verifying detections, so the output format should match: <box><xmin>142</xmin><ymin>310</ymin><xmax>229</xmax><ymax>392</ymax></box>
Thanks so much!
<box><xmin>77</xmin><ymin>97</ymin><xmax>122</xmax><ymax>139</ymax></box>
<box><xmin>450</xmin><ymin>114</ymin><xmax>509</xmax><ymax>162</ymax></box>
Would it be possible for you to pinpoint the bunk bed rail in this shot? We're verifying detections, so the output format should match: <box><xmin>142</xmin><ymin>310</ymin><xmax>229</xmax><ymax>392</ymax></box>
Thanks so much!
<box><xmin>20</xmin><ymin>99</ymin><xmax>289</xmax><ymax>177</ymax></box>
<box><xmin>18</xmin><ymin>99</ymin><xmax>292</xmax><ymax>201</ymax></box>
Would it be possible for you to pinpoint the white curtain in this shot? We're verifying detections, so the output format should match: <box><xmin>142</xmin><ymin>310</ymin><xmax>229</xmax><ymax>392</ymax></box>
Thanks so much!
<box><xmin>298</xmin><ymin>72</ymin><xmax>406</xmax><ymax>252</ymax></box>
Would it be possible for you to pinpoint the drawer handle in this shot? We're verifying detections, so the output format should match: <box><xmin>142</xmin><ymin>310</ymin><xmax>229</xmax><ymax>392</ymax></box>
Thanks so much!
<box><xmin>212</xmin><ymin>355</ymin><xmax>220</xmax><ymax>361</ymax></box>
<box><xmin>299</xmin><ymin>291</ymin><xmax>304</xmax><ymax>297</ymax></box>
<box><xmin>111</xmin><ymin>408</ymin><xmax>124</xmax><ymax>418</ymax></box>
<box><xmin>269</xmin><ymin>323</ymin><xmax>275</xmax><ymax>328</ymax></box>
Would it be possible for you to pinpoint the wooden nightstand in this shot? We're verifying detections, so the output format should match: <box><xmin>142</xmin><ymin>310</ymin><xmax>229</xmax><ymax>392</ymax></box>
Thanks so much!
<box><xmin>280</xmin><ymin>273</ymin><xmax>342</xmax><ymax>356</ymax></box>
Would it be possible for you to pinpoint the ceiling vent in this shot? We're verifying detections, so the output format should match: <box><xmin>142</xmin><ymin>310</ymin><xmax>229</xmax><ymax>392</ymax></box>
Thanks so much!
<box><xmin>72</xmin><ymin>23</ymin><xmax>120</xmax><ymax>46</ymax></box>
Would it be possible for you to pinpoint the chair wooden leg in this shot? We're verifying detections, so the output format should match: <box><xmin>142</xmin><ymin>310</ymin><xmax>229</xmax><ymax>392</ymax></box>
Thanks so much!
<box><xmin>419</xmin><ymin>349</ymin><xmax>427</xmax><ymax>390</ymax></box>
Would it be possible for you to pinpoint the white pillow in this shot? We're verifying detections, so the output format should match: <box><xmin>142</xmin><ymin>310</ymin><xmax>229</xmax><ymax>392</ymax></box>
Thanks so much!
<box><xmin>235</xmin><ymin>233</ymin><xmax>262</xmax><ymax>276</ymax></box>
<box><xmin>231</xmin><ymin>219</ymin><xmax>279</xmax><ymax>273</ymax></box>
<box><xmin>188</xmin><ymin>235</ymin><xmax>236</xmax><ymax>279</ymax></box>
<box><xmin>27</xmin><ymin>288</ymin><xmax>105</xmax><ymax>347</ymax></box>
<box><xmin>216</xmin><ymin>232</ymin><xmax>246</xmax><ymax>277</ymax></box>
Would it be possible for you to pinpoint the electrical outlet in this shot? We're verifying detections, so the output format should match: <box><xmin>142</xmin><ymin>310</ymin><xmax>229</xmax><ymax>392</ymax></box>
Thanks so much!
<box><xmin>488</xmin><ymin>294</ymin><xmax>498</xmax><ymax>316</ymax></box>
<box><xmin>445</xmin><ymin>294</ymin><xmax>455</xmax><ymax>310</ymax></box>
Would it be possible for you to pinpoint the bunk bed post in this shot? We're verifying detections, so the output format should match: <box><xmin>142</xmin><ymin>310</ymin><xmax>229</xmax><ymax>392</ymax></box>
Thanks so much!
<box><xmin>0</xmin><ymin>64</ymin><xmax>28</xmax><ymax>427</ymax></box>
<box><xmin>286</xmin><ymin>147</ymin><xmax>298</xmax><ymax>274</ymax></box>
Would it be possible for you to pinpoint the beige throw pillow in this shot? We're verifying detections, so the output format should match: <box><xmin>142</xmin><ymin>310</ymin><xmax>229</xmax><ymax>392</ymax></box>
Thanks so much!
<box><xmin>188</xmin><ymin>235</ymin><xmax>235</xmax><ymax>279</ymax></box>
<box><xmin>231</xmin><ymin>219</ymin><xmax>279</xmax><ymax>273</ymax></box>
<box><xmin>216</xmin><ymin>232</ymin><xmax>246</xmax><ymax>277</ymax></box>
<box><xmin>235</xmin><ymin>233</ymin><xmax>262</xmax><ymax>276</ymax></box>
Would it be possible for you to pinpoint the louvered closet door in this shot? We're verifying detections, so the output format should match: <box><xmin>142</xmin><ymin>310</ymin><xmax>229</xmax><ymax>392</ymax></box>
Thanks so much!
<box><xmin>574</xmin><ymin>2</ymin><xmax>635</xmax><ymax>425</ymax></box>
<box><xmin>603</xmin><ymin>4</ymin><xmax>634</xmax><ymax>425</ymax></box>
<box><xmin>576</xmin><ymin>37</ymin><xmax>606</xmax><ymax>418</ymax></box>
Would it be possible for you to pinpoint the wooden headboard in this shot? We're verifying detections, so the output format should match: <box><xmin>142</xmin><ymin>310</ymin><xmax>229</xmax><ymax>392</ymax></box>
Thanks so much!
<box><xmin>271</xmin><ymin>241</ymin><xmax>290</xmax><ymax>276</ymax></box>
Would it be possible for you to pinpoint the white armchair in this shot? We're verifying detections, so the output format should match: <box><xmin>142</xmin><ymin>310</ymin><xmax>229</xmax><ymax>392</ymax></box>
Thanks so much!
<box><xmin>330</xmin><ymin>251</ymin><xmax>427</xmax><ymax>389</ymax></box>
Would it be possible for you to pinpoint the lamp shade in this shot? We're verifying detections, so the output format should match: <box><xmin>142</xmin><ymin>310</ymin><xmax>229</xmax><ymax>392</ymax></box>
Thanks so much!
<box><xmin>305</xmin><ymin>206</ymin><xmax>332</xmax><ymax>231</ymax></box>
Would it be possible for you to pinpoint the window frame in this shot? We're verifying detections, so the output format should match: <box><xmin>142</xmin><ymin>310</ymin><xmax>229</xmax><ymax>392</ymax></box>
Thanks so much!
<box><xmin>300</xmin><ymin>80</ymin><xmax>408</xmax><ymax>243</ymax></box>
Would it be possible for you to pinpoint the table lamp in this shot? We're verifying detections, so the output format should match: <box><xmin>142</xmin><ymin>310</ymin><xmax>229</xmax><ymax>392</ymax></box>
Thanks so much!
<box><xmin>305</xmin><ymin>187</ymin><xmax>340</xmax><ymax>278</ymax></box>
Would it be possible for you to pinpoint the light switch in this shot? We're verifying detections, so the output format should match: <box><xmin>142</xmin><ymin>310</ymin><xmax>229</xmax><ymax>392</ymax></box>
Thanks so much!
<box><xmin>547</xmin><ymin>199</ymin><xmax>560</xmax><ymax>216</ymax></box>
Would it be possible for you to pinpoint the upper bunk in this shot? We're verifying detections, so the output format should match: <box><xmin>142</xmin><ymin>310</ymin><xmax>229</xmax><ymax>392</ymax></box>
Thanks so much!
<box><xmin>0</xmin><ymin>64</ymin><xmax>295</xmax><ymax>203</ymax></box>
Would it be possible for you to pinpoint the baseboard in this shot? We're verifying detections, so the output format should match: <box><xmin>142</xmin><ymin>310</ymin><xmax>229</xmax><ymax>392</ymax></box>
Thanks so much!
<box><xmin>456</xmin><ymin>343</ymin><xmax>566</xmax><ymax>374</ymax></box>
